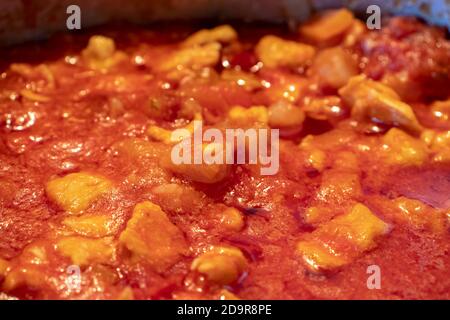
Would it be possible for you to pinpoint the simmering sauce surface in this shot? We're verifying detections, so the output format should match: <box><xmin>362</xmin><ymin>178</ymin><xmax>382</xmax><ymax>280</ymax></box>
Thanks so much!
<box><xmin>0</xmin><ymin>10</ymin><xmax>449</xmax><ymax>299</ymax></box>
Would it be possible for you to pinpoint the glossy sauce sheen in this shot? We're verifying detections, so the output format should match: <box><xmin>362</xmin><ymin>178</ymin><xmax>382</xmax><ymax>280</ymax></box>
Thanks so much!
<box><xmin>0</xmin><ymin>14</ymin><xmax>449</xmax><ymax>299</ymax></box>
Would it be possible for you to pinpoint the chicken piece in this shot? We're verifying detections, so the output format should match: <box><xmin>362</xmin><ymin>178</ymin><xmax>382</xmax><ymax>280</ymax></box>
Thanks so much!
<box><xmin>343</xmin><ymin>20</ymin><xmax>366</xmax><ymax>47</ymax></box>
<box><xmin>112</xmin><ymin>138</ymin><xmax>168</xmax><ymax>161</ymax></box>
<box><xmin>299</xmin><ymin>9</ymin><xmax>354</xmax><ymax>45</ymax></box>
<box><xmin>421</xmin><ymin>129</ymin><xmax>450</xmax><ymax>163</ymax></box>
<box><xmin>255</xmin><ymin>35</ymin><xmax>315</xmax><ymax>69</ymax></box>
<box><xmin>119</xmin><ymin>201</ymin><xmax>187</xmax><ymax>272</ymax></box>
<box><xmin>382</xmin><ymin>128</ymin><xmax>428</xmax><ymax>166</ymax></box>
<box><xmin>339</xmin><ymin>75</ymin><xmax>422</xmax><ymax>133</ymax></box>
<box><xmin>151</xmin><ymin>183</ymin><xmax>206</xmax><ymax>213</ymax></box>
<box><xmin>297</xmin><ymin>203</ymin><xmax>389</xmax><ymax>272</ymax></box>
<box><xmin>147</xmin><ymin>113</ymin><xmax>202</xmax><ymax>144</ymax></box>
<box><xmin>82</xmin><ymin>35</ymin><xmax>126</xmax><ymax>70</ymax></box>
<box><xmin>305</xmin><ymin>148</ymin><xmax>327</xmax><ymax>172</ymax></box>
<box><xmin>161</xmin><ymin>144</ymin><xmax>231</xmax><ymax>184</ymax></box>
<box><xmin>391</xmin><ymin>197</ymin><xmax>447</xmax><ymax>234</ymax></box>
<box><xmin>2</xmin><ymin>243</ymin><xmax>49</xmax><ymax>291</ymax></box>
<box><xmin>430</xmin><ymin>99</ymin><xmax>450</xmax><ymax>122</ymax></box>
<box><xmin>265</xmin><ymin>73</ymin><xmax>305</xmax><ymax>103</ymax></box>
<box><xmin>56</xmin><ymin>236</ymin><xmax>115</xmax><ymax>267</ymax></box>
<box><xmin>183</xmin><ymin>25</ymin><xmax>237</xmax><ymax>47</ymax></box>
<box><xmin>218</xmin><ymin>207</ymin><xmax>245</xmax><ymax>232</ymax></box>
<box><xmin>316</xmin><ymin>170</ymin><xmax>362</xmax><ymax>205</ymax></box>
<box><xmin>221</xmin><ymin>69</ymin><xmax>263</xmax><ymax>91</ymax></box>
<box><xmin>217</xmin><ymin>289</ymin><xmax>240</xmax><ymax>300</ymax></box>
<box><xmin>191</xmin><ymin>246</ymin><xmax>247</xmax><ymax>285</ymax></box>
<box><xmin>63</xmin><ymin>215</ymin><xmax>114</xmax><ymax>238</ymax></box>
<box><xmin>228</xmin><ymin>106</ymin><xmax>268</xmax><ymax>125</ymax></box>
<box><xmin>302</xmin><ymin>96</ymin><xmax>345</xmax><ymax>121</ymax></box>
<box><xmin>158</xmin><ymin>42</ymin><xmax>221</xmax><ymax>71</ymax></box>
<box><xmin>311</xmin><ymin>47</ymin><xmax>358</xmax><ymax>89</ymax></box>
<box><xmin>268</xmin><ymin>101</ymin><xmax>305</xmax><ymax>129</ymax></box>
<box><xmin>303</xmin><ymin>206</ymin><xmax>335</xmax><ymax>225</ymax></box>
<box><xmin>46</xmin><ymin>172</ymin><xmax>113</xmax><ymax>213</ymax></box>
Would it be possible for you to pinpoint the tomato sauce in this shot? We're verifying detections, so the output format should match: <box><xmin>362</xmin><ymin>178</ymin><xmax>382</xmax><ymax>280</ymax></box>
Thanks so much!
<box><xmin>0</xmin><ymin>14</ymin><xmax>449</xmax><ymax>299</ymax></box>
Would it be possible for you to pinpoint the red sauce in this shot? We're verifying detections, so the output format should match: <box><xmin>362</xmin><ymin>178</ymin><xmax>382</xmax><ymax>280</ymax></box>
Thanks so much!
<box><xmin>0</xmin><ymin>16</ymin><xmax>449</xmax><ymax>299</ymax></box>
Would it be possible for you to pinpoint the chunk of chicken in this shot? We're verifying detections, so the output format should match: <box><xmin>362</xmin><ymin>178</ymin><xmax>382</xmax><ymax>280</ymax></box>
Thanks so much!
<box><xmin>382</xmin><ymin>128</ymin><xmax>428</xmax><ymax>166</ymax></box>
<box><xmin>316</xmin><ymin>171</ymin><xmax>362</xmax><ymax>205</ymax></box>
<box><xmin>83</xmin><ymin>36</ymin><xmax>115</xmax><ymax>60</ymax></box>
<box><xmin>151</xmin><ymin>183</ymin><xmax>206</xmax><ymax>214</ymax></box>
<box><xmin>158</xmin><ymin>42</ymin><xmax>221</xmax><ymax>71</ymax></box>
<box><xmin>82</xmin><ymin>35</ymin><xmax>125</xmax><ymax>70</ymax></box>
<box><xmin>2</xmin><ymin>243</ymin><xmax>49</xmax><ymax>291</ymax></box>
<box><xmin>228</xmin><ymin>106</ymin><xmax>268</xmax><ymax>125</ymax></box>
<box><xmin>147</xmin><ymin>113</ymin><xmax>202</xmax><ymax>144</ymax></box>
<box><xmin>56</xmin><ymin>236</ymin><xmax>115</xmax><ymax>267</ymax></box>
<box><xmin>339</xmin><ymin>75</ymin><xmax>422</xmax><ymax>133</ymax></box>
<box><xmin>311</xmin><ymin>47</ymin><xmax>358</xmax><ymax>89</ymax></box>
<box><xmin>217</xmin><ymin>289</ymin><xmax>240</xmax><ymax>300</ymax></box>
<box><xmin>421</xmin><ymin>129</ymin><xmax>450</xmax><ymax>163</ymax></box>
<box><xmin>392</xmin><ymin>197</ymin><xmax>447</xmax><ymax>234</ymax></box>
<box><xmin>218</xmin><ymin>207</ymin><xmax>245</xmax><ymax>232</ymax></box>
<box><xmin>302</xmin><ymin>96</ymin><xmax>345</xmax><ymax>121</ymax></box>
<box><xmin>161</xmin><ymin>144</ymin><xmax>231</xmax><ymax>184</ymax></box>
<box><xmin>191</xmin><ymin>246</ymin><xmax>247</xmax><ymax>285</ymax></box>
<box><xmin>183</xmin><ymin>25</ymin><xmax>237</xmax><ymax>47</ymax></box>
<box><xmin>255</xmin><ymin>35</ymin><xmax>316</xmax><ymax>69</ymax></box>
<box><xmin>63</xmin><ymin>214</ymin><xmax>114</xmax><ymax>238</ymax></box>
<box><xmin>268</xmin><ymin>101</ymin><xmax>305</xmax><ymax>129</ymax></box>
<box><xmin>297</xmin><ymin>203</ymin><xmax>389</xmax><ymax>272</ymax></box>
<box><xmin>299</xmin><ymin>9</ymin><xmax>354</xmax><ymax>45</ymax></box>
<box><xmin>119</xmin><ymin>201</ymin><xmax>187</xmax><ymax>272</ymax></box>
<box><xmin>221</xmin><ymin>70</ymin><xmax>263</xmax><ymax>91</ymax></box>
<box><xmin>430</xmin><ymin>99</ymin><xmax>450</xmax><ymax>122</ymax></box>
<box><xmin>305</xmin><ymin>148</ymin><xmax>327</xmax><ymax>172</ymax></box>
<box><xmin>46</xmin><ymin>172</ymin><xmax>113</xmax><ymax>213</ymax></box>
